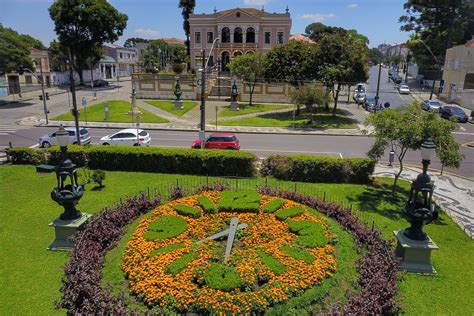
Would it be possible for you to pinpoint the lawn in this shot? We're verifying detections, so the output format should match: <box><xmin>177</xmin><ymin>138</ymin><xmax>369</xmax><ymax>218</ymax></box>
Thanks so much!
<box><xmin>52</xmin><ymin>100</ymin><xmax>169</xmax><ymax>123</ymax></box>
<box><xmin>0</xmin><ymin>165</ymin><xmax>472</xmax><ymax>315</ymax></box>
<box><xmin>218</xmin><ymin>110</ymin><xmax>357</xmax><ymax>129</ymax></box>
<box><xmin>144</xmin><ymin>100</ymin><xmax>198</xmax><ymax>117</ymax></box>
<box><xmin>219</xmin><ymin>103</ymin><xmax>292</xmax><ymax>117</ymax></box>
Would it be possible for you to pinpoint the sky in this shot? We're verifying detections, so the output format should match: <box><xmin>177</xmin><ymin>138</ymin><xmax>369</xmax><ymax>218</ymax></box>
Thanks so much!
<box><xmin>0</xmin><ymin>0</ymin><xmax>412</xmax><ymax>48</ymax></box>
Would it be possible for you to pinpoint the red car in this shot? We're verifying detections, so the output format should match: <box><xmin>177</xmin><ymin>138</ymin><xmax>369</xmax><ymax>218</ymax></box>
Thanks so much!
<box><xmin>192</xmin><ymin>133</ymin><xmax>240</xmax><ymax>150</ymax></box>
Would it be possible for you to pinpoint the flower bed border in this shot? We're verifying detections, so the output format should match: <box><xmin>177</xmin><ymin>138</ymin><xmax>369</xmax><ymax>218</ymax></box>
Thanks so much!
<box><xmin>57</xmin><ymin>184</ymin><xmax>399</xmax><ymax>314</ymax></box>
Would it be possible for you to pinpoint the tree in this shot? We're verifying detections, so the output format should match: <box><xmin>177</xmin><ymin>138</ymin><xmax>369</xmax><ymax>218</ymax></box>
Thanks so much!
<box><xmin>289</xmin><ymin>85</ymin><xmax>329</xmax><ymax>113</ymax></box>
<box><xmin>400</xmin><ymin>0</ymin><xmax>473</xmax><ymax>70</ymax></box>
<box><xmin>178</xmin><ymin>0</ymin><xmax>196</xmax><ymax>67</ymax></box>
<box><xmin>365</xmin><ymin>102</ymin><xmax>463</xmax><ymax>193</ymax></box>
<box><xmin>49</xmin><ymin>0</ymin><xmax>128</xmax><ymax>84</ymax></box>
<box><xmin>304</xmin><ymin>22</ymin><xmax>346</xmax><ymax>42</ymax></box>
<box><xmin>124</xmin><ymin>37</ymin><xmax>149</xmax><ymax>48</ymax></box>
<box><xmin>0</xmin><ymin>24</ymin><xmax>38</xmax><ymax>75</ymax></box>
<box><xmin>368</xmin><ymin>48</ymin><xmax>384</xmax><ymax>65</ymax></box>
<box><xmin>92</xmin><ymin>169</ymin><xmax>106</xmax><ymax>188</ymax></box>
<box><xmin>228</xmin><ymin>54</ymin><xmax>265</xmax><ymax>106</ymax></box>
<box><xmin>48</xmin><ymin>40</ymin><xmax>68</xmax><ymax>72</ymax></box>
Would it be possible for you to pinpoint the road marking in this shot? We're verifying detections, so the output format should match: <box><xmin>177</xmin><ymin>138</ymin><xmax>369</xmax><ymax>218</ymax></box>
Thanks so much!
<box><xmin>29</xmin><ymin>143</ymin><xmax>39</xmax><ymax>148</ymax></box>
<box><xmin>461</xmin><ymin>141</ymin><xmax>474</xmax><ymax>148</ymax></box>
<box><xmin>243</xmin><ymin>148</ymin><xmax>343</xmax><ymax>156</ymax></box>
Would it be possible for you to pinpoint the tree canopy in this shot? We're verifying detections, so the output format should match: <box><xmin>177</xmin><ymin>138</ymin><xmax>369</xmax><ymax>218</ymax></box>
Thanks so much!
<box><xmin>228</xmin><ymin>54</ymin><xmax>265</xmax><ymax>105</ymax></box>
<box><xmin>124</xmin><ymin>37</ymin><xmax>149</xmax><ymax>48</ymax></box>
<box><xmin>0</xmin><ymin>24</ymin><xmax>41</xmax><ymax>74</ymax></box>
<box><xmin>178</xmin><ymin>0</ymin><xmax>196</xmax><ymax>64</ymax></box>
<box><xmin>368</xmin><ymin>48</ymin><xmax>384</xmax><ymax>65</ymax></box>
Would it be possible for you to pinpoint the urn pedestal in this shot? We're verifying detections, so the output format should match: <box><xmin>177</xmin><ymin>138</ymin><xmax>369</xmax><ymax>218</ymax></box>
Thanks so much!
<box><xmin>230</xmin><ymin>101</ymin><xmax>239</xmax><ymax>111</ymax></box>
<box><xmin>175</xmin><ymin>99</ymin><xmax>184</xmax><ymax>110</ymax></box>
<box><xmin>48</xmin><ymin>213</ymin><xmax>91</xmax><ymax>251</ymax></box>
<box><xmin>394</xmin><ymin>230</ymin><xmax>439</xmax><ymax>274</ymax></box>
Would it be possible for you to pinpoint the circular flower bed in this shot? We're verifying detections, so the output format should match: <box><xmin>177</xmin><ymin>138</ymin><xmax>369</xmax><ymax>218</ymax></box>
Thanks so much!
<box><xmin>123</xmin><ymin>191</ymin><xmax>337</xmax><ymax>314</ymax></box>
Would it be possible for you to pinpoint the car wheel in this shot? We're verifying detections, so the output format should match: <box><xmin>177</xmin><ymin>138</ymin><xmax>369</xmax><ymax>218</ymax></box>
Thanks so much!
<box><xmin>227</xmin><ymin>147</ymin><xmax>236</xmax><ymax>150</ymax></box>
<box><xmin>42</xmin><ymin>141</ymin><xmax>51</xmax><ymax>148</ymax></box>
<box><xmin>133</xmin><ymin>143</ymin><xmax>140</xmax><ymax>146</ymax></box>
<box><xmin>73</xmin><ymin>142</ymin><xmax>78</xmax><ymax>145</ymax></box>
<box><xmin>102</xmin><ymin>142</ymin><xmax>110</xmax><ymax>146</ymax></box>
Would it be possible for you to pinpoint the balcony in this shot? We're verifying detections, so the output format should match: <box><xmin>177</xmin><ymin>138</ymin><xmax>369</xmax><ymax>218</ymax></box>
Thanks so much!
<box><xmin>218</xmin><ymin>43</ymin><xmax>258</xmax><ymax>49</ymax></box>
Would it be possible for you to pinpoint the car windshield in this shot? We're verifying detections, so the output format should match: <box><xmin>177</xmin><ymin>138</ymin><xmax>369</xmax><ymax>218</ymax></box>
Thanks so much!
<box><xmin>401</xmin><ymin>85</ymin><xmax>408</xmax><ymax>89</ymax></box>
<box><xmin>430</xmin><ymin>101</ymin><xmax>440</xmax><ymax>105</ymax></box>
<box><xmin>138</xmin><ymin>130</ymin><xmax>148</xmax><ymax>136</ymax></box>
<box><xmin>451</xmin><ymin>108</ymin><xmax>464</xmax><ymax>114</ymax></box>
<box><xmin>366</xmin><ymin>97</ymin><xmax>375</xmax><ymax>103</ymax></box>
<box><xmin>80</xmin><ymin>129</ymin><xmax>88</xmax><ymax>135</ymax></box>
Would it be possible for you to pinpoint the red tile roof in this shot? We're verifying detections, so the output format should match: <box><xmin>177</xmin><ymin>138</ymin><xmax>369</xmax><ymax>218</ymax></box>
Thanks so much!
<box><xmin>465</xmin><ymin>39</ymin><xmax>474</xmax><ymax>48</ymax></box>
<box><xmin>289</xmin><ymin>34</ymin><xmax>315</xmax><ymax>44</ymax></box>
<box><xmin>161</xmin><ymin>37</ymin><xmax>185</xmax><ymax>46</ymax></box>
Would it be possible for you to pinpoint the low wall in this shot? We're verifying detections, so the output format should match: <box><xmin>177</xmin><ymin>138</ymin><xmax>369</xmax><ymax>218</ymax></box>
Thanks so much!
<box><xmin>237</xmin><ymin>81</ymin><xmax>323</xmax><ymax>104</ymax></box>
<box><xmin>133</xmin><ymin>73</ymin><xmax>197</xmax><ymax>100</ymax></box>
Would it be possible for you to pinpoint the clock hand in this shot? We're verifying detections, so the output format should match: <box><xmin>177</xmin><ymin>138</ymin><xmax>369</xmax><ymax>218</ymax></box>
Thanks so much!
<box><xmin>195</xmin><ymin>222</ymin><xmax>247</xmax><ymax>244</ymax></box>
<box><xmin>224</xmin><ymin>217</ymin><xmax>239</xmax><ymax>263</ymax></box>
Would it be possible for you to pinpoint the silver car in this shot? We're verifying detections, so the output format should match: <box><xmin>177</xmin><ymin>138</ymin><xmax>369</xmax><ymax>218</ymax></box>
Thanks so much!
<box><xmin>39</xmin><ymin>127</ymin><xmax>91</xmax><ymax>148</ymax></box>
<box><xmin>99</xmin><ymin>128</ymin><xmax>151</xmax><ymax>146</ymax></box>
<box><xmin>422</xmin><ymin>100</ymin><xmax>442</xmax><ymax>112</ymax></box>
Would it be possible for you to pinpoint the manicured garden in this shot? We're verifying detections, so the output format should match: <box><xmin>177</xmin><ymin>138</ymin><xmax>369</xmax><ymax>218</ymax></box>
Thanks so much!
<box><xmin>1</xmin><ymin>164</ymin><xmax>473</xmax><ymax>314</ymax></box>
<box><xmin>52</xmin><ymin>100</ymin><xmax>169</xmax><ymax>123</ymax></box>
<box><xmin>218</xmin><ymin>109</ymin><xmax>357</xmax><ymax>129</ymax></box>
<box><xmin>145</xmin><ymin>99</ymin><xmax>198</xmax><ymax>117</ymax></box>
<box><xmin>219</xmin><ymin>103</ymin><xmax>292</xmax><ymax>117</ymax></box>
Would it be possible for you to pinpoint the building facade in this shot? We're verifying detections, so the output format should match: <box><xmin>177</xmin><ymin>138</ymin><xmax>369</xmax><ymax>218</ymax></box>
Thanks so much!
<box><xmin>188</xmin><ymin>7</ymin><xmax>291</xmax><ymax>71</ymax></box>
<box><xmin>441</xmin><ymin>39</ymin><xmax>474</xmax><ymax>109</ymax></box>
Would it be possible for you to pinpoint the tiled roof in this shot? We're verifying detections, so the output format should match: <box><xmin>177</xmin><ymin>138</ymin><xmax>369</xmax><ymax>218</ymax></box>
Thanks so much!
<box><xmin>161</xmin><ymin>37</ymin><xmax>185</xmax><ymax>46</ymax></box>
<box><xmin>289</xmin><ymin>34</ymin><xmax>314</xmax><ymax>44</ymax></box>
<box><xmin>465</xmin><ymin>39</ymin><xmax>474</xmax><ymax>48</ymax></box>
<box><xmin>192</xmin><ymin>7</ymin><xmax>287</xmax><ymax>18</ymax></box>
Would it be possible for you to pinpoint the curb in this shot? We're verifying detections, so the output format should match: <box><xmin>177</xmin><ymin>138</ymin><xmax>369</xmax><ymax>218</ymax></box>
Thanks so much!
<box><xmin>377</xmin><ymin>161</ymin><xmax>474</xmax><ymax>182</ymax></box>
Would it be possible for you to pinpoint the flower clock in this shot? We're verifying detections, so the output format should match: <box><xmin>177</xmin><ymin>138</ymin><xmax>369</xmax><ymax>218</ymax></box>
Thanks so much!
<box><xmin>123</xmin><ymin>190</ymin><xmax>338</xmax><ymax>314</ymax></box>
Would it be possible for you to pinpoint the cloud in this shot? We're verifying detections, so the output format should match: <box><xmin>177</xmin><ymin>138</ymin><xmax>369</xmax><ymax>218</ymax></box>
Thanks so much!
<box><xmin>299</xmin><ymin>13</ymin><xmax>336</xmax><ymax>22</ymax></box>
<box><xmin>243</xmin><ymin>0</ymin><xmax>272</xmax><ymax>5</ymax></box>
<box><xmin>346</xmin><ymin>3</ymin><xmax>359</xmax><ymax>9</ymax></box>
<box><xmin>134</xmin><ymin>28</ymin><xmax>161</xmax><ymax>39</ymax></box>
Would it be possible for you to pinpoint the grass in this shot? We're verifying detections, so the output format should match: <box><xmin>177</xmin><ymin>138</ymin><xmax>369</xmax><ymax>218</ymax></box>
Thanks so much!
<box><xmin>218</xmin><ymin>110</ymin><xmax>357</xmax><ymax>129</ymax></box>
<box><xmin>219</xmin><ymin>103</ymin><xmax>292</xmax><ymax>117</ymax></box>
<box><xmin>52</xmin><ymin>100</ymin><xmax>169</xmax><ymax>123</ymax></box>
<box><xmin>144</xmin><ymin>100</ymin><xmax>197</xmax><ymax>117</ymax></box>
<box><xmin>1</xmin><ymin>165</ymin><xmax>473</xmax><ymax>315</ymax></box>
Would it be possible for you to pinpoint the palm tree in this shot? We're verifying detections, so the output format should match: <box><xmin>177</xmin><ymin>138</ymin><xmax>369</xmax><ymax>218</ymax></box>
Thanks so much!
<box><xmin>178</xmin><ymin>0</ymin><xmax>196</xmax><ymax>69</ymax></box>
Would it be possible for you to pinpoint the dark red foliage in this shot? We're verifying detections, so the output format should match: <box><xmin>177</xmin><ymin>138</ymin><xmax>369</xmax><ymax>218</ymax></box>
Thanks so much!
<box><xmin>56</xmin><ymin>194</ymin><xmax>161</xmax><ymax>314</ymax></box>
<box><xmin>256</xmin><ymin>186</ymin><xmax>400</xmax><ymax>314</ymax></box>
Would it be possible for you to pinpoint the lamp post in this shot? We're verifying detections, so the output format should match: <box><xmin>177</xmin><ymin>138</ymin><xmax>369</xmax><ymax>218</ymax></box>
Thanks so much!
<box><xmin>22</xmin><ymin>66</ymin><xmax>49</xmax><ymax>124</ymax></box>
<box><xmin>174</xmin><ymin>76</ymin><xmax>183</xmax><ymax>110</ymax></box>
<box><xmin>230</xmin><ymin>77</ymin><xmax>239</xmax><ymax>111</ymax></box>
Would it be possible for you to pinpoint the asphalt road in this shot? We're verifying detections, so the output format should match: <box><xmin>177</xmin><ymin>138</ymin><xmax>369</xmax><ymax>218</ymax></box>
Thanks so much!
<box><xmin>1</xmin><ymin>126</ymin><xmax>473</xmax><ymax>179</ymax></box>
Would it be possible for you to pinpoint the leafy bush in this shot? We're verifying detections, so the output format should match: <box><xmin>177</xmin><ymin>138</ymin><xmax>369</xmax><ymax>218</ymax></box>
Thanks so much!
<box><xmin>57</xmin><ymin>193</ymin><xmax>161</xmax><ymax>314</ymax></box>
<box><xmin>92</xmin><ymin>169</ymin><xmax>106</xmax><ymax>188</ymax></box>
<box><xmin>165</xmin><ymin>253</ymin><xmax>198</xmax><ymax>275</ymax></box>
<box><xmin>261</xmin><ymin>155</ymin><xmax>375</xmax><ymax>184</ymax></box>
<box><xmin>150</xmin><ymin>243</ymin><xmax>184</xmax><ymax>257</ymax></box>
<box><xmin>280</xmin><ymin>245</ymin><xmax>315</xmax><ymax>264</ymax></box>
<box><xmin>174</xmin><ymin>204</ymin><xmax>201</xmax><ymax>218</ymax></box>
<box><xmin>9</xmin><ymin>146</ymin><xmax>257</xmax><ymax>177</ymax></box>
<box><xmin>197</xmin><ymin>195</ymin><xmax>216</xmax><ymax>213</ymax></box>
<box><xmin>218</xmin><ymin>190</ymin><xmax>261</xmax><ymax>213</ymax></box>
<box><xmin>258</xmin><ymin>251</ymin><xmax>288</xmax><ymax>275</ymax></box>
<box><xmin>275</xmin><ymin>206</ymin><xmax>305</xmax><ymax>221</ymax></box>
<box><xmin>288</xmin><ymin>220</ymin><xmax>329</xmax><ymax>248</ymax></box>
<box><xmin>204</xmin><ymin>264</ymin><xmax>243</xmax><ymax>292</ymax></box>
<box><xmin>145</xmin><ymin>216</ymin><xmax>188</xmax><ymax>241</ymax></box>
<box><xmin>263</xmin><ymin>198</ymin><xmax>285</xmax><ymax>213</ymax></box>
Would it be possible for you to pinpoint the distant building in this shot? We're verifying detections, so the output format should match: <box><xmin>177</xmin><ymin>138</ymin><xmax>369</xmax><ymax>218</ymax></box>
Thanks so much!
<box><xmin>188</xmin><ymin>7</ymin><xmax>292</xmax><ymax>71</ymax></box>
<box><xmin>101</xmin><ymin>43</ymin><xmax>138</xmax><ymax>78</ymax></box>
<box><xmin>441</xmin><ymin>39</ymin><xmax>474</xmax><ymax>109</ymax></box>
<box><xmin>289</xmin><ymin>34</ymin><xmax>314</xmax><ymax>44</ymax></box>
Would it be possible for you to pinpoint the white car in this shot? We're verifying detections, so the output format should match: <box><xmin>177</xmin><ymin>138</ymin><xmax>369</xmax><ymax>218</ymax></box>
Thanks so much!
<box><xmin>39</xmin><ymin>127</ymin><xmax>91</xmax><ymax>148</ymax></box>
<box><xmin>399</xmin><ymin>84</ymin><xmax>410</xmax><ymax>94</ymax></box>
<box><xmin>100</xmin><ymin>129</ymin><xmax>151</xmax><ymax>146</ymax></box>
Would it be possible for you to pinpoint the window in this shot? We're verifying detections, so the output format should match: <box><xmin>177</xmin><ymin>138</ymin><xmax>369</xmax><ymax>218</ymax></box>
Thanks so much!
<box><xmin>234</xmin><ymin>27</ymin><xmax>243</xmax><ymax>43</ymax></box>
<box><xmin>221</xmin><ymin>27</ymin><xmax>230</xmax><ymax>43</ymax></box>
<box><xmin>138</xmin><ymin>130</ymin><xmax>148</xmax><ymax>137</ymax></box>
<box><xmin>207</xmin><ymin>32</ymin><xmax>214</xmax><ymax>44</ymax></box>
<box><xmin>195</xmin><ymin>32</ymin><xmax>201</xmax><ymax>44</ymax></box>
<box><xmin>464</xmin><ymin>74</ymin><xmax>474</xmax><ymax>89</ymax></box>
<box><xmin>80</xmin><ymin>129</ymin><xmax>88</xmax><ymax>135</ymax></box>
<box><xmin>24</xmin><ymin>75</ymin><xmax>32</xmax><ymax>84</ymax></box>
<box><xmin>264</xmin><ymin>32</ymin><xmax>271</xmax><ymax>44</ymax></box>
<box><xmin>246</xmin><ymin>27</ymin><xmax>255</xmax><ymax>43</ymax></box>
<box><xmin>120</xmin><ymin>53</ymin><xmax>123</xmax><ymax>58</ymax></box>
<box><xmin>277</xmin><ymin>32</ymin><xmax>284</xmax><ymax>44</ymax></box>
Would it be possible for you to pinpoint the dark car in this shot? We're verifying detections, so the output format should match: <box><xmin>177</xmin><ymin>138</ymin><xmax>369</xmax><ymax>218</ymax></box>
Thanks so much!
<box><xmin>92</xmin><ymin>79</ymin><xmax>109</xmax><ymax>87</ymax></box>
<box><xmin>364</xmin><ymin>96</ymin><xmax>376</xmax><ymax>110</ymax></box>
<box><xmin>192</xmin><ymin>133</ymin><xmax>240</xmax><ymax>150</ymax></box>
<box><xmin>439</xmin><ymin>106</ymin><xmax>468</xmax><ymax>123</ymax></box>
<box><xmin>392</xmin><ymin>75</ymin><xmax>402</xmax><ymax>84</ymax></box>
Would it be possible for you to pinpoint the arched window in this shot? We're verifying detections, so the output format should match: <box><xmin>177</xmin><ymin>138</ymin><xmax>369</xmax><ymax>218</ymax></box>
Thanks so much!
<box><xmin>233</xmin><ymin>51</ymin><xmax>243</xmax><ymax>57</ymax></box>
<box><xmin>221</xmin><ymin>27</ymin><xmax>230</xmax><ymax>43</ymax></box>
<box><xmin>246</xmin><ymin>27</ymin><xmax>255</xmax><ymax>43</ymax></box>
<box><xmin>234</xmin><ymin>27</ymin><xmax>243</xmax><ymax>43</ymax></box>
<box><xmin>246</xmin><ymin>51</ymin><xmax>254</xmax><ymax>55</ymax></box>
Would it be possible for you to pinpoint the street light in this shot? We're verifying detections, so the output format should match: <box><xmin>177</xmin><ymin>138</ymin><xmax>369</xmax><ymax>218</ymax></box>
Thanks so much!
<box><xmin>22</xmin><ymin>66</ymin><xmax>49</xmax><ymax>124</ymax></box>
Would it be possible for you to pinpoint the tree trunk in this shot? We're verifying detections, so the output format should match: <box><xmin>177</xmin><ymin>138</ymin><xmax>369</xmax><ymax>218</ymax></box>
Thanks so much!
<box><xmin>185</xmin><ymin>37</ymin><xmax>191</xmax><ymax>70</ymax></box>
<box><xmin>324</xmin><ymin>87</ymin><xmax>330</xmax><ymax>111</ymax></box>
<box><xmin>332</xmin><ymin>83</ymin><xmax>341</xmax><ymax>116</ymax></box>
<box><xmin>249</xmin><ymin>81</ymin><xmax>255</xmax><ymax>106</ymax></box>
<box><xmin>392</xmin><ymin>148</ymin><xmax>407</xmax><ymax>195</ymax></box>
<box><xmin>347</xmin><ymin>85</ymin><xmax>351</xmax><ymax>103</ymax></box>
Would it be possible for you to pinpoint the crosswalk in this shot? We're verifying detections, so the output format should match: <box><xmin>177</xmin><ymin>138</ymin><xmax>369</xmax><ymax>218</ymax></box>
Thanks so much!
<box><xmin>0</xmin><ymin>125</ymin><xmax>29</xmax><ymax>136</ymax></box>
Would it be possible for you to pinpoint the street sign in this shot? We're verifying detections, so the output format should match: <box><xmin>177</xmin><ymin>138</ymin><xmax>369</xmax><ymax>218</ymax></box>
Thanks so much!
<box><xmin>81</xmin><ymin>97</ymin><xmax>87</xmax><ymax>107</ymax></box>
<box><xmin>104</xmin><ymin>102</ymin><xmax>109</xmax><ymax>121</ymax></box>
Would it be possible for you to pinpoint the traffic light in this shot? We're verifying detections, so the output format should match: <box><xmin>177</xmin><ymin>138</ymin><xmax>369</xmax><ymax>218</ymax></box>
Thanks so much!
<box><xmin>45</xmin><ymin>92</ymin><xmax>50</xmax><ymax>100</ymax></box>
<box><xmin>39</xmin><ymin>95</ymin><xmax>43</xmax><ymax>100</ymax></box>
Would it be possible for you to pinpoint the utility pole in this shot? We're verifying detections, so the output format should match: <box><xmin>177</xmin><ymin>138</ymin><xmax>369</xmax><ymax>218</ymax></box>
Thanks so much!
<box><xmin>374</xmin><ymin>63</ymin><xmax>382</xmax><ymax>113</ymax></box>
<box><xmin>200</xmin><ymin>49</ymin><xmax>206</xmax><ymax>149</ymax></box>
<box><xmin>430</xmin><ymin>80</ymin><xmax>436</xmax><ymax>100</ymax></box>
<box><xmin>68</xmin><ymin>49</ymin><xmax>81</xmax><ymax>145</ymax></box>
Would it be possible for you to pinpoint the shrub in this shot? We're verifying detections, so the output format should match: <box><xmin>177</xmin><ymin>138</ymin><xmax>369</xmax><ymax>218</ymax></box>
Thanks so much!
<box><xmin>280</xmin><ymin>245</ymin><xmax>315</xmax><ymax>264</ymax></box>
<box><xmin>197</xmin><ymin>195</ymin><xmax>216</xmax><ymax>213</ymax></box>
<box><xmin>288</xmin><ymin>220</ymin><xmax>329</xmax><ymax>248</ymax></box>
<box><xmin>204</xmin><ymin>264</ymin><xmax>243</xmax><ymax>292</ymax></box>
<box><xmin>92</xmin><ymin>169</ymin><xmax>106</xmax><ymax>188</ymax></box>
<box><xmin>150</xmin><ymin>243</ymin><xmax>184</xmax><ymax>257</ymax></box>
<box><xmin>165</xmin><ymin>252</ymin><xmax>198</xmax><ymax>275</ymax></box>
<box><xmin>263</xmin><ymin>198</ymin><xmax>285</xmax><ymax>213</ymax></box>
<box><xmin>218</xmin><ymin>190</ymin><xmax>261</xmax><ymax>213</ymax></box>
<box><xmin>174</xmin><ymin>204</ymin><xmax>201</xmax><ymax>218</ymax></box>
<box><xmin>8</xmin><ymin>147</ymin><xmax>47</xmax><ymax>164</ymax></box>
<box><xmin>261</xmin><ymin>155</ymin><xmax>375</xmax><ymax>184</ymax></box>
<box><xmin>275</xmin><ymin>206</ymin><xmax>305</xmax><ymax>221</ymax></box>
<box><xmin>145</xmin><ymin>216</ymin><xmax>188</xmax><ymax>241</ymax></box>
<box><xmin>258</xmin><ymin>251</ymin><xmax>288</xmax><ymax>275</ymax></box>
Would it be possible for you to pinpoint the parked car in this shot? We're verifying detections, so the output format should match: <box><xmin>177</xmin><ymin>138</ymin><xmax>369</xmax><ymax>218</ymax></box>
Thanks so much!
<box><xmin>422</xmin><ymin>100</ymin><xmax>442</xmax><ymax>111</ymax></box>
<box><xmin>353</xmin><ymin>91</ymin><xmax>366</xmax><ymax>104</ymax></box>
<box><xmin>439</xmin><ymin>106</ymin><xmax>469</xmax><ymax>123</ymax></box>
<box><xmin>364</xmin><ymin>96</ymin><xmax>376</xmax><ymax>110</ymax></box>
<box><xmin>399</xmin><ymin>84</ymin><xmax>410</xmax><ymax>94</ymax></box>
<box><xmin>92</xmin><ymin>79</ymin><xmax>109</xmax><ymax>87</ymax></box>
<box><xmin>39</xmin><ymin>127</ymin><xmax>91</xmax><ymax>148</ymax></box>
<box><xmin>355</xmin><ymin>83</ymin><xmax>366</xmax><ymax>93</ymax></box>
<box><xmin>192</xmin><ymin>133</ymin><xmax>240</xmax><ymax>150</ymax></box>
<box><xmin>392</xmin><ymin>75</ymin><xmax>402</xmax><ymax>84</ymax></box>
<box><xmin>100</xmin><ymin>129</ymin><xmax>151</xmax><ymax>146</ymax></box>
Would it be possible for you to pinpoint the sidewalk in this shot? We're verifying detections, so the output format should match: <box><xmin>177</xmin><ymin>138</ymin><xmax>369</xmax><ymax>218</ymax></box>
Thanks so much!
<box><xmin>374</xmin><ymin>163</ymin><xmax>474</xmax><ymax>239</ymax></box>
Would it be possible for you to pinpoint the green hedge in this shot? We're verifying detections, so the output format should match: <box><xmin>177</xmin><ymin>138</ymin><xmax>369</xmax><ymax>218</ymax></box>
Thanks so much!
<box><xmin>8</xmin><ymin>146</ymin><xmax>257</xmax><ymax>177</ymax></box>
<box><xmin>261</xmin><ymin>155</ymin><xmax>375</xmax><ymax>184</ymax></box>
<box><xmin>174</xmin><ymin>204</ymin><xmax>201</xmax><ymax>218</ymax></box>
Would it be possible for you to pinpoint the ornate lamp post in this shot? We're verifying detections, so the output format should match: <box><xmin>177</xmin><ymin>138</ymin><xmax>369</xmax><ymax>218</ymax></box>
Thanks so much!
<box><xmin>230</xmin><ymin>77</ymin><xmax>239</xmax><ymax>111</ymax></box>
<box><xmin>48</xmin><ymin>125</ymin><xmax>90</xmax><ymax>250</ymax></box>
<box><xmin>394</xmin><ymin>138</ymin><xmax>439</xmax><ymax>274</ymax></box>
<box><xmin>174</xmin><ymin>76</ymin><xmax>184</xmax><ymax>110</ymax></box>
